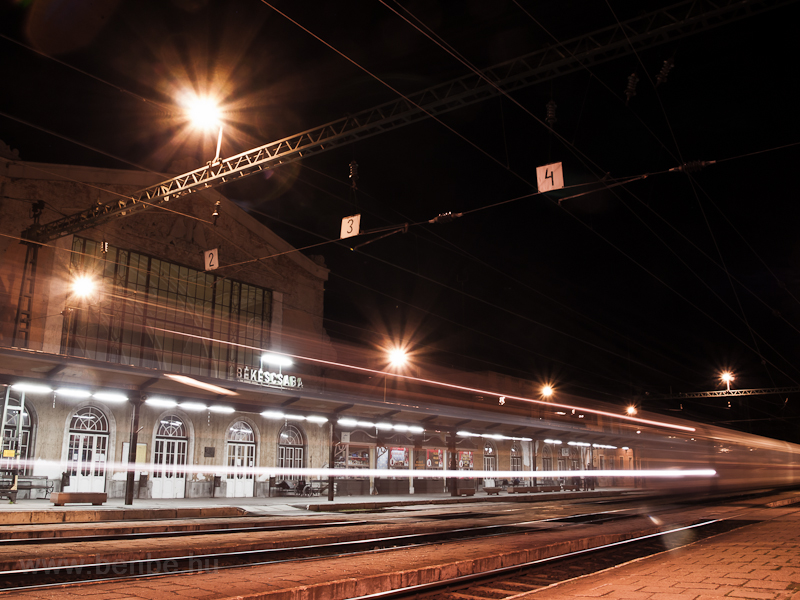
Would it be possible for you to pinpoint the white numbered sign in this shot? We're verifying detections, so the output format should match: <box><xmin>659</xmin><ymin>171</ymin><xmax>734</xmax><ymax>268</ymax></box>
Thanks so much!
<box><xmin>204</xmin><ymin>248</ymin><xmax>219</xmax><ymax>271</ymax></box>
<box><xmin>536</xmin><ymin>162</ymin><xmax>564</xmax><ymax>192</ymax></box>
<box><xmin>340</xmin><ymin>214</ymin><xmax>361</xmax><ymax>239</ymax></box>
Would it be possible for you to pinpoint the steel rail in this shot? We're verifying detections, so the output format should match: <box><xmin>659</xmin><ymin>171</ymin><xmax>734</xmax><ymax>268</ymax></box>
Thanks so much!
<box><xmin>0</xmin><ymin>519</ymin><xmax>369</xmax><ymax>545</ymax></box>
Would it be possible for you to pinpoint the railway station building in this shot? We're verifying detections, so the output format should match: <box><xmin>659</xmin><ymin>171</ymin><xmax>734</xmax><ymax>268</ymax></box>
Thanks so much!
<box><xmin>1</xmin><ymin>156</ymin><xmax>640</xmax><ymax>501</ymax></box>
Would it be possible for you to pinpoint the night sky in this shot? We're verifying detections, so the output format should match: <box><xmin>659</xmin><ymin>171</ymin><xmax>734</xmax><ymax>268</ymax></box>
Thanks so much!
<box><xmin>2</xmin><ymin>0</ymin><xmax>800</xmax><ymax>440</ymax></box>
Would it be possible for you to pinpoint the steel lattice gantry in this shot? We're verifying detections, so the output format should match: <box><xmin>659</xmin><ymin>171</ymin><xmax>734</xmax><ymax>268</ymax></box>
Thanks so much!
<box><xmin>21</xmin><ymin>0</ymin><xmax>792</xmax><ymax>244</ymax></box>
<box><xmin>675</xmin><ymin>387</ymin><xmax>800</xmax><ymax>398</ymax></box>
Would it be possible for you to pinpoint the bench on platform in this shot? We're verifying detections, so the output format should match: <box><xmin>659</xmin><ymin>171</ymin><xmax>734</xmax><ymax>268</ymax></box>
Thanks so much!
<box><xmin>538</xmin><ymin>485</ymin><xmax>562</xmax><ymax>492</ymax></box>
<box><xmin>17</xmin><ymin>477</ymin><xmax>55</xmax><ymax>498</ymax></box>
<box><xmin>483</xmin><ymin>487</ymin><xmax>502</xmax><ymax>495</ymax></box>
<box><xmin>0</xmin><ymin>485</ymin><xmax>17</xmax><ymax>503</ymax></box>
<box><xmin>455</xmin><ymin>488</ymin><xmax>475</xmax><ymax>496</ymax></box>
<box><xmin>50</xmin><ymin>492</ymin><xmax>107</xmax><ymax>506</ymax></box>
<box><xmin>507</xmin><ymin>486</ymin><xmax>537</xmax><ymax>493</ymax></box>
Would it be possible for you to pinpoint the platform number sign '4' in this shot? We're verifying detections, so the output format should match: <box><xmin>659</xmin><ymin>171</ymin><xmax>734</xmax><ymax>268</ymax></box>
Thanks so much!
<box><xmin>536</xmin><ymin>162</ymin><xmax>564</xmax><ymax>193</ymax></box>
<box><xmin>340</xmin><ymin>214</ymin><xmax>361</xmax><ymax>240</ymax></box>
<box><xmin>204</xmin><ymin>248</ymin><xmax>219</xmax><ymax>271</ymax></box>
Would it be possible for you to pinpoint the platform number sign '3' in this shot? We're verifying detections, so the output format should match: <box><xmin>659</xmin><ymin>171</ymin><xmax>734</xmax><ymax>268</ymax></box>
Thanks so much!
<box><xmin>536</xmin><ymin>162</ymin><xmax>564</xmax><ymax>193</ymax></box>
<box><xmin>340</xmin><ymin>214</ymin><xmax>361</xmax><ymax>240</ymax></box>
<box><xmin>204</xmin><ymin>248</ymin><xmax>219</xmax><ymax>271</ymax></box>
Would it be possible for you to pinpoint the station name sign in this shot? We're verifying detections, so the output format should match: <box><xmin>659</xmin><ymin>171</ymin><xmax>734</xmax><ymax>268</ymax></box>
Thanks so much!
<box><xmin>236</xmin><ymin>366</ymin><xmax>303</xmax><ymax>389</ymax></box>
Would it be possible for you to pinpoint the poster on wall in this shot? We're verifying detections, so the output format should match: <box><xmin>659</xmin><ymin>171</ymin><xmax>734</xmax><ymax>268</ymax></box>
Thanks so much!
<box><xmin>376</xmin><ymin>447</ymin><xmax>388</xmax><ymax>470</ymax></box>
<box><xmin>458</xmin><ymin>450</ymin><xmax>474</xmax><ymax>470</ymax></box>
<box><xmin>389</xmin><ymin>447</ymin><xmax>409</xmax><ymax>468</ymax></box>
<box><xmin>427</xmin><ymin>449</ymin><xmax>443</xmax><ymax>469</ymax></box>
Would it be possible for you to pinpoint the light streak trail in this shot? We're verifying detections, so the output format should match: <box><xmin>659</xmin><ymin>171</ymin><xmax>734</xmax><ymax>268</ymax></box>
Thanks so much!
<box><xmin>147</xmin><ymin>326</ymin><xmax>697</xmax><ymax>433</ymax></box>
<box><xmin>18</xmin><ymin>460</ymin><xmax>716</xmax><ymax>480</ymax></box>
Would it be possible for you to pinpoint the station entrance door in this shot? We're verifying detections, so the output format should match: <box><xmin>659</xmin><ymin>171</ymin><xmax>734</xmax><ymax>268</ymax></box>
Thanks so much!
<box><xmin>152</xmin><ymin>415</ymin><xmax>187</xmax><ymax>499</ymax></box>
<box><xmin>65</xmin><ymin>407</ymin><xmax>109</xmax><ymax>493</ymax></box>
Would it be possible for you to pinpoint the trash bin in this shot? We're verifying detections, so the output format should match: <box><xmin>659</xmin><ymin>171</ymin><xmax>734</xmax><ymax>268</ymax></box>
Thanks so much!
<box><xmin>60</xmin><ymin>472</ymin><xmax>70</xmax><ymax>490</ymax></box>
<box><xmin>212</xmin><ymin>475</ymin><xmax>221</xmax><ymax>497</ymax></box>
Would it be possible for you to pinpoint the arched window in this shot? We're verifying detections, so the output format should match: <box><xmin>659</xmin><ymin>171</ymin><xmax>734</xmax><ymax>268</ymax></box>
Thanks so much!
<box><xmin>70</xmin><ymin>406</ymin><xmax>109</xmax><ymax>432</ymax></box>
<box><xmin>510</xmin><ymin>443</ymin><xmax>522</xmax><ymax>471</ymax></box>
<box><xmin>569</xmin><ymin>447</ymin><xmax>580</xmax><ymax>470</ymax></box>
<box><xmin>227</xmin><ymin>420</ymin><xmax>255</xmax><ymax>443</ymax></box>
<box><xmin>157</xmin><ymin>415</ymin><xmax>186</xmax><ymax>438</ymax></box>
<box><xmin>542</xmin><ymin>445</ymin><xmax>553</xmax><ymax>471</ymax></box>
<box><xmin>482</xmin><ymin>440</ymin><xmax>497</xmax><ymax>471</ymax></box>
<box><xmin>2</xmin><ymin>399</ymin><xmax>33</xmax><ymax>475</ymax></box>
<box><xmin>278</xmin><ymin>423</ymin><xmax>305</xmax><ymax>480</ymax></box>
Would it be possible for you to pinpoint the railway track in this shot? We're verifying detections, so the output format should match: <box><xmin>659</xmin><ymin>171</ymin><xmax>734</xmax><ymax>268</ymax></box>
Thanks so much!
<box><xmin>0</xmin><ymin>518</ymin><xmax>371</xmax><ymax>544</ymax></box>
<box><xmin>0</xmin><ymin>506</ymin><xmax>670</xmax><ymax>592</ymax></box>
<box><xmin>353</xmin><ymin>518</ymin><xmax>758</xmax><ymax>600</ymax></box>
<box><xmin>0</xmin><ymin>490</ymin><xmax>782</xmax><ymax>596</ymax></box>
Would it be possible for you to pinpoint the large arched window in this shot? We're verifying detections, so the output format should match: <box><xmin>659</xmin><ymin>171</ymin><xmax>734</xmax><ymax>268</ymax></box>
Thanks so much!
<box><xmin>2</xmin><ymin>399</ymin><xmax>33</xmax><ymax>475</ymax></box>
<box><xmin>278</xmin><ymin>423</ymin><xmax>305</xmax><ymax>480</ymax></box>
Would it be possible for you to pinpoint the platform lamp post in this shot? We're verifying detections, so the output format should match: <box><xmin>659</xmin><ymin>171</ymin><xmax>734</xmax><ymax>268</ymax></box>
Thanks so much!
<box><xmin>538</xmin><ymin>385</ymin><xmax>554</xmax><ymax>486</ymax></box>
<box><xmin>186</xmin><ymin>95</ymin><xmax>224</xmax><ymax>165</ymax></box>
<box><xmin>721</xmin><ymin>371</ymin><xmax>734</xmax><ymax>392</ymax></box>
<box><xmin>385</xmin><ymin>347</ymin><xmax>408</xmax><ymax>401</ymax></box>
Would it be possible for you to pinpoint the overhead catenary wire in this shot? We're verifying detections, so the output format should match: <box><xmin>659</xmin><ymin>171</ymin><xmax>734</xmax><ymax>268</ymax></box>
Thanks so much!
<box><xmin>393</xmin><ymin>0</ymin><xmax>800</xmax><ymax>387</ymax></box>
<box><xmin>6</xmin><ymin>2</ymin><xmax>800</xmax><ymax>398</ymax></box>
<box><xmin>510</xmin><ymin>0</ymin><xmax>800</xmax><ymax>327</ymax></box>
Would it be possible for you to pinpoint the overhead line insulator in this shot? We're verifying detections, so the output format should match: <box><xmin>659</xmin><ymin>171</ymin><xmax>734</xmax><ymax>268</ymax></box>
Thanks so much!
<box><xmin>546</xmin><ymin>100</ymin><xmax>557</xmax><ymax>128</ymax></box>
<box><xmin>656</xmin><ymin>58</ymin><xmax>675</xmax><ymax>86</ymax></box>
<box><xmin>349</xmin><ymin>160</ymin><xmax>359</xmax><ymax>189</ymax></box>
<box><xmin>625</xmin><ymin>73</ymin><xmax>639</xmax><ymax>105</ymax></box>
<box><xmin>670</xmin><ymin>160</ymin><xmax>716</xmax><ymax>173</ymax></box>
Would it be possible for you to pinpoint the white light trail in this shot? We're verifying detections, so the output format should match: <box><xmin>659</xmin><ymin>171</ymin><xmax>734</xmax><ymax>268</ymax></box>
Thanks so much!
<box><xmin>147</xmin><ymin>327</ymin><xmax>697</xmax><ymax>433</ymax></box>
<box><xmin>165</xmin><ymin>374</ymin><xmax>238</xmax><ymax>396</ymax></box>
<box><xmin>13</xmin><ymin>460</ymin><xmax>717</xmax><ymax>481</ymax></box>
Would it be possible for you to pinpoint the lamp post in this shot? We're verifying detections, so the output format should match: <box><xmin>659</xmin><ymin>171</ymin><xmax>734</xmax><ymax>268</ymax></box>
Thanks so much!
<box><xmin>384</xmin><ymin>347</ymin><xmax>407</xmax><ymax>401</ymax></box>
<box><xmin>63</xmin><ymin>274</ymin><xmax>98</xmax><ymax>355</ymax></box>
<box><xmin>721</xmin><ymin>371</ymin><xmax>734</xmax><ymax>392</ymax></box>
<box><xmin>186</xmin><ymin>95</ymin><xmax>224</xmax><ymax>165</ymax></box>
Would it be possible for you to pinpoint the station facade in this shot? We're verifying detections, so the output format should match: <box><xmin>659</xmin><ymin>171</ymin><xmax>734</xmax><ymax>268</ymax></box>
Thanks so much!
<box><xmin>1</xmin><ymin>156</ymin><xmax>637</xmax><ymax>500</ymax></box>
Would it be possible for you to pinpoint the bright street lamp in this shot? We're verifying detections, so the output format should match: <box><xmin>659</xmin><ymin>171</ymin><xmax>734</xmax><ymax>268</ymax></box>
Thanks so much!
<box><xmin>626</xmin><ymin>406</ymin><xmax>638</xmax><ymax>416</ymax></box>
<box><xmin>384</xmin><ymin>346</ymin><xmax>408</xmax><ymax>401</ymax></box>
<box><xmin>541</xmin><ymin>385</ymin><xmax>554</xmax><ymax>398</ymax></box>
<box><xmin>185</xmin><ymin>94</ymin><xmax>224</xmax><ymax>165</ymax></box>
<box><xmin>388</xmin><ymin>348</ymin><xmax>408</xmax><ymax>368</ymax></box>
<box><xmin>71</xmin><ymin>274</ymin><xmax>96</xmax><ymax>298</ymax></box>
<box><xmin>720</xmin><ymin>371</ymin><xmax>734</xmax><ymax>392</ymax></box>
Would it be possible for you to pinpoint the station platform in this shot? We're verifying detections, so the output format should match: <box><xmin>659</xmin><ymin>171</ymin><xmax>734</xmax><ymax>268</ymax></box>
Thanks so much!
<box><xmin>531</xmin><ymin>503</ymin><xmax>800</xmax><ymax>600</ymax></box>
<box><xmin>0</xmin><ymin>490</ymin><xmax>797</xmax><ymax>600</ymax></box>
<box><xmin>0</xmin><ymin>487</ymin><xmax>620</xmax><ymax>525</ymax></box>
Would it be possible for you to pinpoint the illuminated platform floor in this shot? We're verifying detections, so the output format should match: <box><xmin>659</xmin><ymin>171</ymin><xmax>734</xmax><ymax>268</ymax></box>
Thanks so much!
<box><xmin>0</xmin><ymin>490</ymin><xmax>798</xmax><ymax>600</ymax></box>
<box><xmin>0</xmin><ymin>488</ymin><xmax>629</xmax><ymax>523</ymax></box>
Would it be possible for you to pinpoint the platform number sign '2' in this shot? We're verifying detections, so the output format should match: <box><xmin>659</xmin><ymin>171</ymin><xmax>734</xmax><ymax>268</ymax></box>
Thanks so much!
<box><xmin>536</xmin><ymin>162</ymin><xmax>564</xmax><ymax>193</ymax></box>
<box><xmin>204</xmin><ymin>248</ymin><xmax>219</xmax><ymax>271</ymax></box>
<box><xmin>340</xmin><ymin>214</ymin><xmax>361</xmax><ymax>240</ymax></box>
